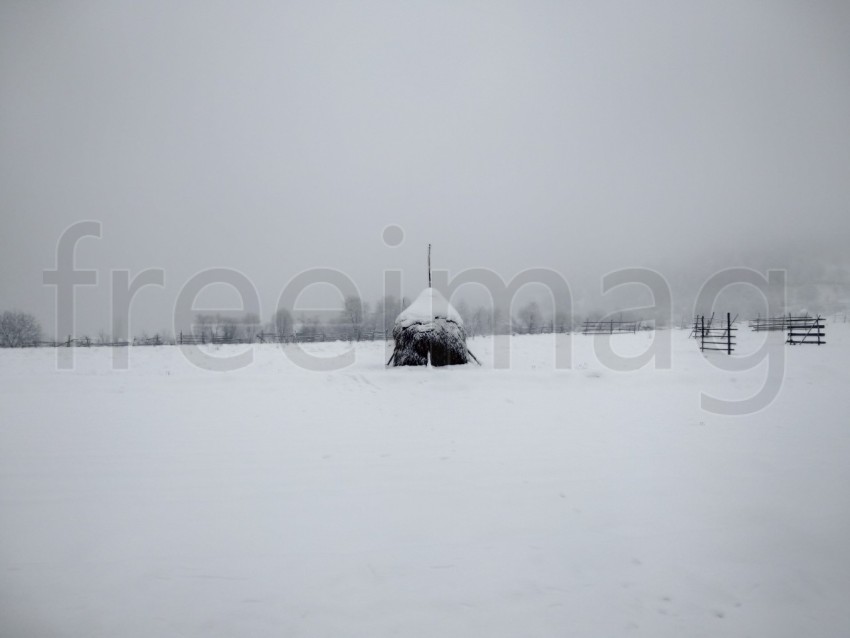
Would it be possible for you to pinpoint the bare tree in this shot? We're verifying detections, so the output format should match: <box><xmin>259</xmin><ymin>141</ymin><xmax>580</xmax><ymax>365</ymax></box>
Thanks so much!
<box><xmin>194</xmin><ymin>313</ymin><xmax>245</xmax><ymax>341</ymax></box>
<box><xmin>492</xmin><ymin>306</ymin><xmax>510</xmax><ymax>335</ymax></box>
<box><xmin>343</xmin><ymin>296</ymin><xmax>363</xmax><ymax>325</ymax></box>
<box><xmin>456</xmin><ymin>300</ymin><xmax>472</xmax><ymax>329</ymax></box>
<box><xmin>297</xmin><ymin>314</ymin><xmax>323</xmax><ymax>339</ymax></box>
<box><xmin>554</xmin><ymin>309</ymin><xmax>571</xmax><ymax>333</ymax></box>
<box><xmin>195</xmin><ymin>313</ymin><xmax>214</xmax><ymax>340</ymax></box>
<box><xmin>361</xmin><ymin>302</ymin><xmax>377</xmax><ymax>336</ymax></box>
<box><xmin>375</xmin><ymin>295</ymin><xmax>401</xmax><ymax>335</ymax></box>
<box><xmin>0</xmin><ymin>311</ymin><xmax>42</xmax><ymax>347</ymax></box>
<box><xmin>219</xmin><ymin>317</ymin><xmax>238</xmax><ymax>340</ymax></box>
<box><xmin>342</xmin><ymin>295</ymin><xmax>364</xmax><ymax>340</ymax></box>
<box><xmin>242</xmin><ymin>312</ymin><xmax>261</xmax><ymax>341</ymax></box>
<box><xmin>469</xmin><ymin>306</ymin><xmax>486</xmax><ymax>337</ymax></box>
<box><xmin>516</xmin><ymin>301</ymin><xmax>542</xmax><ymax>334</ymax></box>
<box><xmin>273</xmin><ymin>308</ymin><xmax>293</xmax><ymax>337</ymax></box>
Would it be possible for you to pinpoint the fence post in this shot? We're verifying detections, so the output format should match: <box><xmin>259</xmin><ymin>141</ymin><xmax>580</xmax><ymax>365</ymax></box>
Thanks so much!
<box><xmin>700</xmin><ymin>316</ymin><xmax>704</xmax><ymax>352</ymax></box>
<box><xmin>727</xmin><ymin>312</ymin><xmax>731</xmax><ymax>355</ymax></box>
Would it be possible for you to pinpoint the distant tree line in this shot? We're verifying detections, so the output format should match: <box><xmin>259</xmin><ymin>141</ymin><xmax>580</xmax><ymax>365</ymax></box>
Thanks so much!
<box><xmin>181</xmin><ymin>296</ymin><xmax>578</xmax><ymax>342</ymax></box>
<box><xmin>158</xmin><ymin>295</ymin><xmax>579</xmax><ymax>343</ymax></box>
<box><xmin>0</xmin><ymin>297</ymin><xmax>655</xmax><ymax>347</ymax></box>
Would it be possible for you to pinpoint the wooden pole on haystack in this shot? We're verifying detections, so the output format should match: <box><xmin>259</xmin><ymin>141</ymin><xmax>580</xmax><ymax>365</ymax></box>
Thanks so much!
<box><xmin>426</xmin><ymin>244</ymin><xmax>432</xmax><ymax>366</ymax></box>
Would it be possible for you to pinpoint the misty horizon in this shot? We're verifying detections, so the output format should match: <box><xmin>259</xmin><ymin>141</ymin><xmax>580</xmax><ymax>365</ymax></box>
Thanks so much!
<box><xmin>2</xmin><ymin>2</ymin><xmax>849</xmax><ymax>338</ymax></box>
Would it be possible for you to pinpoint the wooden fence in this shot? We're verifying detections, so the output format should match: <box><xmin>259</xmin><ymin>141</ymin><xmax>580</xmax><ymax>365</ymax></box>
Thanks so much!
<box><xmin>582</xmin><ymin>320</ymin><xmax>640</xmax><ymax>335</ymax></box>
<box><xmin>786</xmin><ymin>315</ymin><xmax>825</xmax><ymax>345</ymax></box>
<box><xmin>690</xmin><ymin>315</ymin><xmax>702</xmax><ymax>340</ymax></box>
<box><xmin>749</xmin><ymin>315</ymin><xmax>796</xmax><ymax>332</ymax></box>
<box><xmin>694</xmin><ymin>313</ymin><xmax>736</xmax><ymax>354</ymax></box>
<box><xmin>747</xmin><ymin>314</ymin><xmax>827</xmax><ymax>345</ymax></box>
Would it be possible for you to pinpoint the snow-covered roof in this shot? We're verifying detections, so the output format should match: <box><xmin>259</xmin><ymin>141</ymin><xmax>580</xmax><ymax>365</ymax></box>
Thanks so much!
<box><xmin>395</xmin><ymin>288</ymin><xmax>463</xmax><ymax>328</ymax></box>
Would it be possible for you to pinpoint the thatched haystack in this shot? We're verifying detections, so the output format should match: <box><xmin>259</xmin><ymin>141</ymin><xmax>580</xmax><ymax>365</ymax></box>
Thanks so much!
<box><xmin>389</xmin><ymin>288</ymin><xmax>469</xmax><ymax>366</ymax></box>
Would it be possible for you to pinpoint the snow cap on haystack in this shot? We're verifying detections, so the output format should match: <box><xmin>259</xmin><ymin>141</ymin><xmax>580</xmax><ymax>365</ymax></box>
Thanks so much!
<box><xmin>395</xmin><ymin>288</ymin><xmax>463</xmax><ymax>328</ymax></box>
<box><xmin>390</xmin><ymin>288</ymin><xmax>469</xmax><ymax>366</ymax></box>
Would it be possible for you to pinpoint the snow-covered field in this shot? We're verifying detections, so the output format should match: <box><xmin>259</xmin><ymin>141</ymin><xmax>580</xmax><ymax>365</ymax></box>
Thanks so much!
<box><xmin>1</xmin><ymin>326</ymin><xmax>849</xmax><ymax>637</ymax></box>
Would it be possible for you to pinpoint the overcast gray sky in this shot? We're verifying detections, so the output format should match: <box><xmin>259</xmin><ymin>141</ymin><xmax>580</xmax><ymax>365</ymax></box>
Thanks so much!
<box><xmin>2</xmin><ymin>1</ymin><xmax>849</xmax><ymax>336</ymax></box>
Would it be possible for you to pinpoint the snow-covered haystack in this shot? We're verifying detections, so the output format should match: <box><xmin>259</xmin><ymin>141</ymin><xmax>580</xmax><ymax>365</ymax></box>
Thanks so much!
<box><xmin>390</xmin><ymin>288</ymin><xmax>469</xmax><ymax>366</ymax></box>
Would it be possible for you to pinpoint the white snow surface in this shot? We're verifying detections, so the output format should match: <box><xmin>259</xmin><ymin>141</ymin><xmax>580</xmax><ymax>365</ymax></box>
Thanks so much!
<box><xmin>2</xmin><ymin>326</ymin><xmax>850</xmax><ymax>637</ymax></box>
<box><xmin>396</xmin><ymin>288</ymin><xmax>463</xmax><ymax>328</ymax></box>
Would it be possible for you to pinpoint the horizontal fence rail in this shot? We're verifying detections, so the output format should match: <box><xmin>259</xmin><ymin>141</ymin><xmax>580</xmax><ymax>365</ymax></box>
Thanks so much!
<box><xmin>582</xmin><ymin>320</ymin><xmax>640</xmax><ymax>335</ymax></box>
<box><xmin>749</xmin><ymin>315</ymin><xmax>820</xmax><ymax>332</ymax></box>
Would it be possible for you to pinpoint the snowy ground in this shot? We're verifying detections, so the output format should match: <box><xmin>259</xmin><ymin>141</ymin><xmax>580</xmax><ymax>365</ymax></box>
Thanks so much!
<box><xmin>1</xmin><ymin>326</ymin><xmax>849</xmax><ymax>637</ymax></box>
